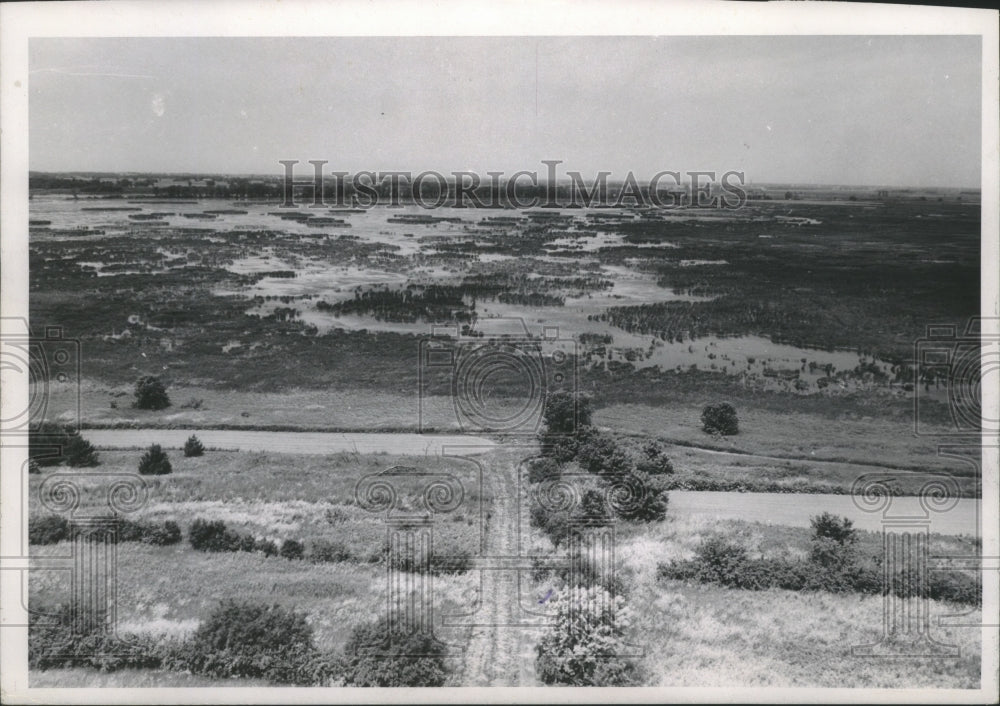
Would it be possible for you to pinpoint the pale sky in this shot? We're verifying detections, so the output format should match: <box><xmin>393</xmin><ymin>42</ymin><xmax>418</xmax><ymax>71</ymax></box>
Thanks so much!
<box><xmin>29</xmin><ymin>36</ymin><xmax>982</xmax><ymax>187</ymax></box>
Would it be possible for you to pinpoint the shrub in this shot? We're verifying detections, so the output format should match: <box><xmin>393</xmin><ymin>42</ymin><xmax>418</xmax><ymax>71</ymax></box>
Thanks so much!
<box><xmin>339</xmin><ymin>618</ymin><xmax>449</xmax><ymax>686</ymax></box>
<box><xmin>692</xmin><ymin>534</ymin><xmax>751</xmax><ymax>584</ymax></box>
<box><xmin>810</xmin><ymin>512</ymin><xmax>857</xmax><ymax>545</ymax></box>
<box><xmin>535</xmin><ymin>587</ymin><xmax>642</xmax><ymax>686</ymax></box>
<box><xmin>29</xmin><ymin>603</ymin><xmax>162</xmax><ymax>672</ymax></box>
<box><xmin>527</xmin><ymin>457</ymin><xmax>561</xmax><ymax>484</ymax></box>
<box><xmin>545</xmin><ymin>433</ymin><xmax>585</xmax><ymax>463</ymax></box>
<box><xmin>183</xmin><ymin>434</ymin><xmax>205</xmax><ymax>458</ymax></box>
<box><xmin>809</xmin><ymin>536</ymin><xmax>857</xmax><ymax>570</ymax></box>
<box><xmin>543</xmin><ymin>391</ymin><xmax>592</xmax><ymax>436</ymax></box>
<box><xmin>255</xmin><ymin>537</ymin><xmax>279</xmax><ymax>557</ymax></box>
<box><xmin>189</xmin><ymin>518</ymin><xmax>242</xmax><ymax>552</ymax></box>
<box><xmin>576</xmin><ymin>434</ymin><xmax>632</xmax><ymax>476</ymax></box>
<box><xmin>116</xmin><ymin>517</ymin><xmax>182</xmax><ymax>545</ymax></box>
<box><xmin>611</xmin><ymin>476</ymin><xmax>668</xmax><ymax>523</ymax></box>
<box><xmin>280</xmin><ymin>538</ymin><xmax>305</xmax><ymax>560</ymax></box>
<box><xmin>179</xmin><ymin>600</ymin><xmax>334</xmax><ymax>685</ymax></box>
<box><xmin>701</xmin><ymin>402</ymin><xmax>739</xmax><ymax>435</ymax></box>
<box><xmin>635</xmin><ymin>441</ymin><xmax>674</xmax><ymax>475</ymax></box>
<box><xmin>145</xmin><ymin>520</ymin><xmax>182</xmax><ymax>545</ymax></box>
<box><xmin>137</xmin><ymin>444</ymin><xmax>172</xmax><ymax>476</ymax></box>
<box><xmin>29</xmin><ymin>514</ymin><xmax>71</xmax><ymax>545</ymax></box>
<box><xmin>29</xmin><ymin>423</ymin><xmax>100</xmax><ymax>467</ymax></box>
<box><xmin>64</xmin><ymin>435</ymin><xmax>100</xmax><ymax>467</ymax></box>
<box><xmin>134</xmin><ymin>375</ymin><xmax>171</xmax><ymax>410</ymax></box>
<box><xmin>310</xmin><ymin>539</ymin><xmax>352</xmax><ymax>563</ymax></box>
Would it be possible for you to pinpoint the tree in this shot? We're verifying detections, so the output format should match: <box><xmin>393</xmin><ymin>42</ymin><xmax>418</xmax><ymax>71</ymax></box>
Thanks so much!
<box><xmin>542</xmin><ymin>391</ymin><xmax>592</xmax><ymax>436</ymax></box>
<box><xmin>134</xmin><ymin>376</ymin><xmax>171</xmax><ymax>410</ymax></box>
<box><xmin>535</xmin><ymin>586</ymin><xmax>642</xmax><ymax>686</ymax></box>
<box><xmin>29</xmin><ymin>422</ymin><xmax>99</xmax><ymax>467</ymax></box>
<box><xmin>809</xmin><ymin>513</ymin><xmax>858</xmax><ymax>569</ymax></box>
<box><xmin>701</xmin><ymin>403</ymin><xmax>739</xmax><ymax>435</ymax></box>
<box><xmin>183</xmin><ymin>435</ymin><xmax>205</xmax><ymax>457</ymax></box>
<box><xmin>138</xmin><ymin>444</ymin><xmax>172</xmax><ymax>475</ymax></box>
<box><xmin>64</xmin><ymin>435</ymin><xmax>99</xmax><ymax>467</ymax></box>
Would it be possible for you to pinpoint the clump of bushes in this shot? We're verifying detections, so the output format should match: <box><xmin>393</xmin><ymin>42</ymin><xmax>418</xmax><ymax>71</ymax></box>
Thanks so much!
<box><xmin>189</xmin><ymin>519</ymin><xmax>244</xmax><ymax>552</ymax></box>
<box><xmin>576</xmin><ymin>434</ymin><xmax>633</xmax><ymax>476</ymax></box>
<box><xmin>138</xmin><ymin>444</ymin><xmax>172</xmax><ymax>476</ymax></box>
<box><xmin>30</xmin><ymin>599</ymin><xmax>337</xmax><ymax>685</ymax></box>
<box><xmin>168</xmin><ymin>600</ymin><xmax>336</xmax><ymax>685</ymax></box>
<box><xmin>338</xmin><ymin>618</ymin><xmax>449</xmax><ymax>686</ymax></box>
<box><xmin>535</xmin><ymin>586</ymin><xmax>643</xmax><ymax>686</ymax></box>
<box><xmin>117</xmin><ymin>517</ymin><xmax>182</xmax><ymax>546</ymax></box>
<box><xmin>384</xmin><ymin>541</ymin><xmax>472</xmax><ymax>574</ymax></box>
<box><xmin>183</xmin><ymin>434</ymin><xmax>205</xmax><ymax>457</ymax></box>
<box><xmin>527</xmin><ymin>457</ymin><xmax>561</xmax><ymax>484</ymax></box>
<box><xmin>29</xmin><ymin>603</ymin><xmax>163</xmax><ymax>672</ymax></box>
<box><xmin>309</xmin><ymin>538</ymin><xmax>352</xmax><ymax>563</ymax></box>
<box><xmin>133</xmin><ymin>375</ymin><xmax>171</xmax><ymax>410</ymax></box>
<box><xmin>29</xmin><ymin>514</ymin><xmax>71</xmax><ymax>545</ymax></box>
<box><xmin>635</xmin><ymin>441</ymin><xmax>674</xmax><ymax>475</ymax></box>
<box><xmin>701</xmin><ymin>402</ymin><xmax>739</xmax><ymax>435</ymax></box>
<box><xmin>29</xmin><ymin>514</ymin><xmax>181</xmax><ymax>546</ymax></box>
<box><xmin>188</xmin><ymin>518</ymin><xmax>305</xmax><ymax>560</ymax></box>
<box><xmin>657</xmin><ymin>517</ymin><xmax>981</xmax><ymax>605</ymax></box>
<box><xmin>29</xmin><ymin>422</ymin><xmax>100</xmax><ymax>467</ymax></box>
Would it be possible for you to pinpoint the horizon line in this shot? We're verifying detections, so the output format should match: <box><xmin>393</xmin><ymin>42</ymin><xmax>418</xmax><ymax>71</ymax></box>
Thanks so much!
<box><xmin>27</xmin><ymin>170</ymin><xmax>983</xmax><ymax>193</ymax></box>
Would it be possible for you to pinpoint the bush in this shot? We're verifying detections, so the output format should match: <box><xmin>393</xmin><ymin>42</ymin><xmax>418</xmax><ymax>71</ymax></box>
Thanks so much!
<box><xmin>178</xmin><ymin>600</ymin><xmax>334</xmax><ymax>685</ymax></box>
<box><xmin>611</xmin><ymin>476</ymin><xmax>668</xmax><ymax>523</ymax></box>
<box><xmin>309</xmin><ymin>539</ymin><xmax>352</xmax><ymax>563</ymax></box>
<box><xmin>29</xmin><ymin>423</ymin><xmax>100</xmax><ymax>467</ymax></box>
<box><xmin>543</xmin><ymin>391</ymin><xmax>592</xmax><ymax>436</ymax></box>
<box><xmin>635</xmin><ymin>441</ymin><xmax>674</xmax><ymax>475</ymax></box>
<box><xmin>527</xmin><ymin>457</ymin><xmax>561</xmax><ymax>484</ymax></box>
<box><xmin>280</xmin><ymin>538</ymin><xmax>304</xmax><ymax>560</ymax></box>
<box><xmin>339</xmin><ymin>618</ymin><xmax>449</xmax><ymax>686</ymax></box>
<box><xmin>29</xmin><ymin>603</ymin><xmax>162</xmax><ymax>672</ymax></box>
<box><xmin>701</xmin><ymin>402</ymin><xmax>739</xmax><ymax>435</ymax></box>
<box><xmin>255</xmin><ymin>537</ymin><xmax>279</xmax><ymax>557</ymax></box>
<box><xmin>29</xmin><ymin>514</ymin><xmax>71</xmax><ymax>545</ymax></box>
<box><xmin>144</xmin><ymin>520</ymin><xmax>182</xmax><ymax>545</ymax></box>
<box><xmin>576</xmin><ymin>434</ymin><xmax>632</xmax><ymax>476</ymax></box>
<box><xmin>535</xmin><ymin>587</ymin><xmax>642</xmax><ymax>686</ymax></box>
<box><xmin>64</xmin><ymin>435</ymin><xmax>100</xmax><ymax>467</ymax></box>
<box><xmin>692</xmin><ymin>534</ymin><xmax>750</xmax><ymax>584</ymax></box>
<box><xmin>134</xmin><ymin>376</ymin><xmax>171</xmax><ymax>410</ymax></box>
<box><xmin>189</xmin><ymin>518</ymin><xmax>242</xmax><ymax>552</ymax></box>
<box><xmin>810</xmin><ymin>512</ymin><xmax>857</xmax><ymax>545</ymax></box>
<box><xmin>183</xmin><ymin>434</ymin><xmax>205</xmax><ymax>458</ymax></box>
<box><xmin>137</xmin><ymin>444</ymin><xmax>172</xmax><ymax>476</ymax></box>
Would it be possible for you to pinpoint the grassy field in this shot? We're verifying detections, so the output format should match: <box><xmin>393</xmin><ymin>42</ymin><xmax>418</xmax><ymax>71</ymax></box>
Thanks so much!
<box><xmin>28</xmin><ymin>448</ymin><xmax>983</xmax><ymax>688</ymax></box>
<box><xmin>596</xmin><ymin>402</ymin><xmax>972</xmax><ymax>474</ymax></box>
<box><xmin>616</xmin><ymin>515</ymin><xmax>981</xmax><ymax>688</ymax></box>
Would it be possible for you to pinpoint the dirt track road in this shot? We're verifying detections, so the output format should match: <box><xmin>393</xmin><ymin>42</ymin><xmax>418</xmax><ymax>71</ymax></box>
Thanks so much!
<box><xmin>459</xmin><ymin>446</ymin><xmax>537</xmax><ymax>686</ymax></box>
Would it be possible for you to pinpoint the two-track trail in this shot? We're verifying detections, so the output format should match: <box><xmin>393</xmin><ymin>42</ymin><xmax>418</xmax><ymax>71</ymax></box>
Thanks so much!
<box><xmin>458</xmin><ymin>446</ymin><xmax>539</xmax><ymax>686</ymax></box>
